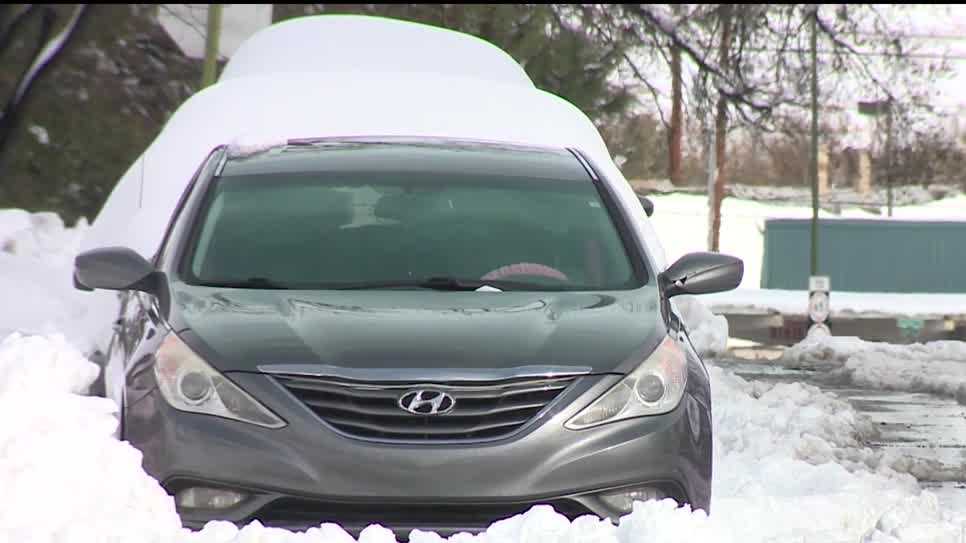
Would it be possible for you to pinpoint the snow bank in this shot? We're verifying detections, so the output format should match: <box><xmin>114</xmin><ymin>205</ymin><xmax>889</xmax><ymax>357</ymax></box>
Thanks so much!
<box><xmin>3</xmin><ymin>329</ymin><xmax>965</xmax><ymax>542</ymax></box>
<box><xmin>707</xmin><ymin>364</ymin><xmax>966</xmax><ymax>542</ymax></box>
<box><xmin>0</xmin><ymin>333</ymin><xmax>183</xmax><ymax>542</ymax></box>
<box><xmin>782</xmin><ymin>335</ymin><xmax>966</xmax><ymax>404</ymax></box>
<box><xmin>0</xmin><ymin>210</ymin><xmax>117</xmax><ymax>354</ymax></box>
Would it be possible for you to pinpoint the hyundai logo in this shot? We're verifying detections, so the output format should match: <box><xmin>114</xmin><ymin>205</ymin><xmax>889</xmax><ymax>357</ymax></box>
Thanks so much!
<box><xmin>398</xmin><ymin>389</ymin><xmax>455</xmax><ymax>415</ymax></box>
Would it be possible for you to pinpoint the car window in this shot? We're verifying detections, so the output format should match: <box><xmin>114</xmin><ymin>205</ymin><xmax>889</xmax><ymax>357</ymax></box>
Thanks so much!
<box><xmin>182</xmin><ymin>170</ymin><xmax>643</xmax><ymax>291</ymax></box>
<box><xmin>156</xmin><ymin>147</ymin><xmax>225</xmax><ymax>268</ymax></box>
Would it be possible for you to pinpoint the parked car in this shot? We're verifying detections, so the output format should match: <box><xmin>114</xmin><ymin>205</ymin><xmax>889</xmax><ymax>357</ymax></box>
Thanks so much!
<box><xmin>75</xmin><ymin>136</ymin><xmax>742</xmax><ymax>537</ymax></box>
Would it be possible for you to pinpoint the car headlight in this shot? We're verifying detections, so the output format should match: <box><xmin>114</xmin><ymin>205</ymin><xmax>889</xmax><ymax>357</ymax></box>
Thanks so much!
<box><xmin>154</xmin><ymin>332</ymin><xmax>286</xmax><ymax>428</ymax></box>
<box><xmin>566</xmin><ymin>335</ymin><xmax>687</xmax><ymax>430</ymax></box>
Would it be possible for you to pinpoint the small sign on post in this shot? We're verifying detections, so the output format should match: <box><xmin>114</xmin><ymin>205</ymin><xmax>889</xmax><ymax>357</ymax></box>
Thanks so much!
<box><xmin>807</xmin><ymin>275</ymin><xmax>831</xmax><ymax>338</ymax></box>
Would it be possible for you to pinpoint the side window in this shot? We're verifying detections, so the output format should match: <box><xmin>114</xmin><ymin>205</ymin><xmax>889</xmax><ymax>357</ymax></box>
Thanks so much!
<box><xmin>154</xmin><ymin>147</ymin><xmax>225</xmax><ymax>267</ymax></box>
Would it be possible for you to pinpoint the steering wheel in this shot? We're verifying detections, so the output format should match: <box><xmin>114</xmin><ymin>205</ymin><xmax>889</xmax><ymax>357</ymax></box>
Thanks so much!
<box><xmin>481</xmin><ymin>262</ymin><xmax>570</xmax><ymax>283</ymax></box>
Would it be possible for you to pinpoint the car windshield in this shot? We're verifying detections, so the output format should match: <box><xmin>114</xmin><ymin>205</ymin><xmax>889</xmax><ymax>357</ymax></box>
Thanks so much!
<box><xmin>182</xmin><ymin>158</ymin><xmax>643</xmax><ymax>291</ymax></box>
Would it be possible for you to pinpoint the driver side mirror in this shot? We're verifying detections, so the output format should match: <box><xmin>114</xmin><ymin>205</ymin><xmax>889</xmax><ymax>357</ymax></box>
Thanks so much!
<box><xmin>74</xmin><ymin>246</ymin><xmax>160</xmax><ymax>294</ymax></box>
<box><xmin>660</xmin><ymin>252</ymin><xmax>743</xmax><ymax>298</ymax></box>
<box><xmin>637</xmin><ymin>195</ymin><xmax>655</xmax><ymax>217</ymax></box>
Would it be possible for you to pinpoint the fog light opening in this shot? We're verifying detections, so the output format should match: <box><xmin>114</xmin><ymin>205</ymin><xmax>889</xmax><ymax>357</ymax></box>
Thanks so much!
<box><xmin>176</xmin><ymin>487</ymin><xmax>247</xmax><ymax>510</ymax></box>
<box><xmin>598</xmin><ymin>486</ymin><xmax>667</xmax><ymax>515</ymax></box>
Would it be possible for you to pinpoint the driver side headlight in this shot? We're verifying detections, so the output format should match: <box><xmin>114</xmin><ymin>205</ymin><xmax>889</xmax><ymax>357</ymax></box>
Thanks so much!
<box><xmin>154</xmin><ymin>332</ymin><xmax>286</xmax><ymax>428</ymax></box>
<box><xmin>566</xmin><ymin>335</ymin><xmax>687</xmax><ymax>430</ymax></box>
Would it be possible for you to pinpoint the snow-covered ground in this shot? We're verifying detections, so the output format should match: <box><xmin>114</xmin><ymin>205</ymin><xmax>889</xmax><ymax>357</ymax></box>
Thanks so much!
<box><xmin>2</xmin><ymin>207</ymin><xmax>966</xmax><ymax>542</ymax></box>
<box><xmin>783</xmin><ymin>335</ymin><xmax>966</xmax><ymax>404</ymax></box>
<box><xmin>704</xmin><ymin>288</ymin><xmax>966</xmax><ymax>320</ymax></box>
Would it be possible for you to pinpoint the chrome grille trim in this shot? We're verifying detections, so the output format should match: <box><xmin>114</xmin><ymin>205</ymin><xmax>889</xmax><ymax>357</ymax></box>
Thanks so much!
<box><xmin>272</xmin><ymin>374</ymin><xmax>580</xmax><ymax>443</ymax></box>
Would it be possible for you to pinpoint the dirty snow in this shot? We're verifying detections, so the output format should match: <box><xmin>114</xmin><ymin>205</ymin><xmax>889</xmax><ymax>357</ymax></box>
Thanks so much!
<box><xmin>783</xmin><ymin>335</ymin><xmax>966</xmax><ymax>404</ymax></box>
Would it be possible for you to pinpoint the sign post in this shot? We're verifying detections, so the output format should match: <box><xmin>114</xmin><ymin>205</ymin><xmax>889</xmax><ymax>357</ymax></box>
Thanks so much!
<box><xmin>807</xmin><ymin>275</ymin><xmax>831</xmax><ymax>338</ymax></box>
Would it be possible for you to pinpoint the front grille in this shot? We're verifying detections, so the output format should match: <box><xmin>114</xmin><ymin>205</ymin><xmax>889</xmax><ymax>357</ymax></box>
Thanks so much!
<box><xmin>273</xmin><ymin>375</ymin><xmax>577</xmax><ymax>441</ymax></box>
<box><xmin>253</xmin><ymin>497</ymin><xmax>596</xmax><ymax>533</ymax></box>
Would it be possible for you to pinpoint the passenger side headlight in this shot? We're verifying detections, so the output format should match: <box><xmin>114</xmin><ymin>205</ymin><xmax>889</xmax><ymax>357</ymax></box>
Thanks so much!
<box><xmin>154</xmin><ymin>332</ymin><xmax>286</xmax><ymax>428</ymax></box>
<box><xmin>566</xmin><ymin>336</ymin><xmax>687</xmax><ymax>430</ymax></box>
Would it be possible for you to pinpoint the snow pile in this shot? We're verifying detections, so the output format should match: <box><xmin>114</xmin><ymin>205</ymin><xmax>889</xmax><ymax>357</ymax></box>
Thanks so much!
<box><xmin>3</xmin><ymin>329</ymin><xmax>966</xmax><ymax>542</ymax></box>
<box><xmin>674</xmin><ymin>295</ymin><xmax>729</xmax><ymax>357</ymax></box>
<box><xmin>0</xmin><ymin>333</ymin><xmax>183</xmax><ymax>542</ymax></box>
<box><xmin>707</xmin><ymin>364</ymin><xmax>966</xmax><ymax>542</ymax></box>
<box><xmin>1</xmin><ymin>210</ymin><xmax>88</xmax><ymax>263</ymax></box>
<box><xmin>0</xmin><ymin>209</ymin><xmax>116</xmax><ymax>354</ymax></box>
<box><xmin>782</xmin><ymin>335</ymin><xmax>966</xmax><ymax>404</ymax></box>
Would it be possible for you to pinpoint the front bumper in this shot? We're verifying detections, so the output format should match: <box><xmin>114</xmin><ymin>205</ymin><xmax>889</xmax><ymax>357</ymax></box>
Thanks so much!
<box><xmin>125</xmin><ymin>372</ymin><xmax>712</xmax><ymax>536</ymax></box>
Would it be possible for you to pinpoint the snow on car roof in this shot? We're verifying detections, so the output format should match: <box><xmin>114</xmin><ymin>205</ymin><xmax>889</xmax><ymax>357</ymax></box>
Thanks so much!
<box><xmin>80</xmin><ymin>16</ymin><xmax>666</xmax><ymax>271</ymax></box>
<box><xmin>219</xmin><ymin>14</ymin><xmax>534</xmax><ymax>88</ymax></box>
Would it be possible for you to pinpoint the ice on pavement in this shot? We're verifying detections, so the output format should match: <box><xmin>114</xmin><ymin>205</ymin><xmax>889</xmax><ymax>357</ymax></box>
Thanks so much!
<box><xmin>783</xmin><ymin>335</ymin><xmax>966</xmax><ymax>404</ymax></box>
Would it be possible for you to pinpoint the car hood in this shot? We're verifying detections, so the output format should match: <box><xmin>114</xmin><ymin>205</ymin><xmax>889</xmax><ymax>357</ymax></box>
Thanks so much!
<box><xmin>168</xmin><ymin>284</ymin><xmax>666</xmax><ymax>375</ymax></box>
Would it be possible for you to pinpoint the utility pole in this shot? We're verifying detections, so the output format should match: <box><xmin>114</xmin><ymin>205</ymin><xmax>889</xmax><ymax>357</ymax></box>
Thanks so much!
<box><xmin>809</xmin><ymin>6</ymin><xmax>819</xmax><ymax>277</ymax></box>
<box><xmin>886</xmin><ymin>99</ymin><xmax>894</xmax><ymax>217</ymax></box>
<box><xmin>806</xmin><ymin>5</ymin><xmax>831</xmax><ymax>339</ymax></box>
<box><xmin>201</xmin><ymin>4</ymin><xmax>223</xmax><ymax>89</ymax></box>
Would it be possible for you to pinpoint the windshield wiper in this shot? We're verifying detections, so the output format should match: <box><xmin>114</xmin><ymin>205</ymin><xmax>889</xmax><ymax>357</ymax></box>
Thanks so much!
<box><xmin>325</xmin><ymin>277</ymin><xmax>511</xmax><ymax>291</ymax></box>
<box><xmin>196</xmin><ymin>277</ymin><xmax>293</xmax><ymax>290</ymax></box>
<box><xmin>330</xmin><ymin>277</ymin><xmax>486</xmax><ymax>291</ymax></box>
<box><xmin>330</xmin><ymin>277</ymin><xmax>559</xmax><ymax>291</ymax></box>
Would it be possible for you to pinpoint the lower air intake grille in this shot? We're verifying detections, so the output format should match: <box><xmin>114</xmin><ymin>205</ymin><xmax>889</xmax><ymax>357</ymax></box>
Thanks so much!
<box><xmin>253</xmin><ymin>498</ymin><xmax>597</xmax><ymax>532</ymax></box>
<box><xmin>273</xmin><ymin>375</ymin><xmax>577</xmax><ymax>441</ymax></box>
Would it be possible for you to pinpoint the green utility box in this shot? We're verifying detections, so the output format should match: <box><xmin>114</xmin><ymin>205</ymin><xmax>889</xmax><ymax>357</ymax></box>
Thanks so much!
<box><xmin>761</xmin><ymin>218</ymin><xmax>966</xmax><ymax>293</ymax></box>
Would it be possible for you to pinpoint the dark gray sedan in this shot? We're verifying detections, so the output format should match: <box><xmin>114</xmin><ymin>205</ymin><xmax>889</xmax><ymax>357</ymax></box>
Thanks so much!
<box><xmin>74</xmin><ymin>138</ymin><xmax>742</xmax><ymax>538</ymax></box>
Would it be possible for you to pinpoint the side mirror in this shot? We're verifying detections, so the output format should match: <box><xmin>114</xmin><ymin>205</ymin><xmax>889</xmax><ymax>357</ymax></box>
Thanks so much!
<box><xmin>638</xmin><ymin>195</ymin><xmax>655</xmax><ymax>217</ymax></box>
<box><xmin>660</xmin><ymin>252</ymin><xmax>743</xmax><ymax>298</ymax></box>
<box><xmin>74</xmin><ymin>246</ymin><xmax>159</xmax><ymax>293</ymax></box>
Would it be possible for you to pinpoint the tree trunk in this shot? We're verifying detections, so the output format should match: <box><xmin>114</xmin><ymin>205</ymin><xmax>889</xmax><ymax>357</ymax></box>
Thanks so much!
<box><xmin>709</xmin><ymin>4</ymin><xmax>733</xmax><ymax>252</ymax></box>
<box><xmin>201</xmin><ymin>4</ymin><xmax>223</xmax><ymax>89</ymax></box>
<box><xmin>669</xmin><ymin>43</ymin><xmax>683</xmax><ymax>185</ymax></box>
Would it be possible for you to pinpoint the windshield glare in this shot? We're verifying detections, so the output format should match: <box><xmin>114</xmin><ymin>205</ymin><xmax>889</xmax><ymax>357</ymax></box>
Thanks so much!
<box><xmin>183</xmin><ymin>171</ymin><xmax>643</xmax><ymax>291</ymax></box>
